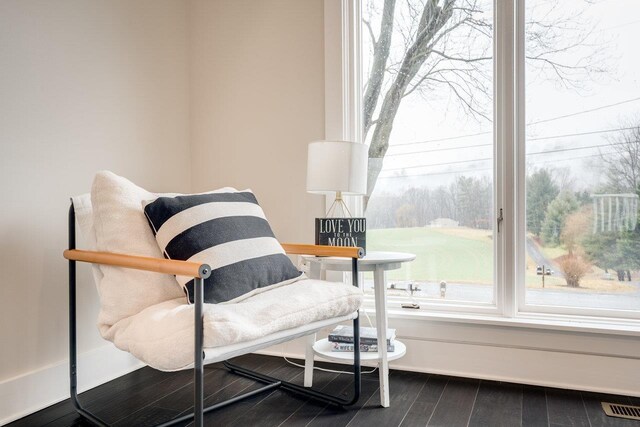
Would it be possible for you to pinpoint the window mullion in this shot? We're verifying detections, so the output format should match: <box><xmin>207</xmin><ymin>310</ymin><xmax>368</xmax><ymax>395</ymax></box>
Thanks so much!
<box><xmin>514</xmin><ymin>0</ymin><xmax>526</xmax><ymax>316</ymax></box>
<box><xmin>495</xmin><ymin>0</ymin><xmax>517</xmax><ymax>317</ymax></box>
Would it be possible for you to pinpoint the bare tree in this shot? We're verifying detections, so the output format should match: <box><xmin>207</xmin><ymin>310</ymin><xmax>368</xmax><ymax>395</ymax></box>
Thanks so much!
<box><xmin>601</xmin><ymin>120</ymin><xmax>640</xmax><ymax>193</ymax></box>
<box><xmin>363</xmin><ymin>0</ymin><xmax>607</xmax><ymax>208</ymax></box>
<box><xmin>560</xmin><ymin>206</ymin><xmax>591</xmax><ymax>255</ymax></box>
<box><xmin>557</xmin><ymin>255</ymin><xmax>590</xmax><ymax>287</ymax></box>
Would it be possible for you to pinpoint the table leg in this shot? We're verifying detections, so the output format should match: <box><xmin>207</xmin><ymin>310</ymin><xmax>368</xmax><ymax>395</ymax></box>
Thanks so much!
<box><xmin>308</xmin><ymin>259</ymin><xmax>322</xmax><ymax>280</ymax></box>
<box><xmin>304</xmin><ymin>333</ymin><xmax>316</xmax><ymax>387</ymax></box>
<box><xmin>304</xmin><ymin>258</ymin><xmax>321</xmax><ymax>388</ymax></box>
<box><xmin>373</xmin><ymin>265</ymin><xmax>390</xmax><ymax>407</ymax></box>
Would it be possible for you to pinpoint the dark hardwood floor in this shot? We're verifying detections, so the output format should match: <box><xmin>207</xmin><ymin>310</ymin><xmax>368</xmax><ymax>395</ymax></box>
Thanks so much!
<box><xmin>9</xmin><ymin>354</ymin><xmax>640</xmax><ymax>427</ymax></box>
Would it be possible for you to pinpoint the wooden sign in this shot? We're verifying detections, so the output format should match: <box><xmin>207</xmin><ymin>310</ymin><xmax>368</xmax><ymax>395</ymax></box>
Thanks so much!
<box><xmin>315</xmin><ymin>218</ymin><xmax>366</xmax><ymax>254</ymax></box>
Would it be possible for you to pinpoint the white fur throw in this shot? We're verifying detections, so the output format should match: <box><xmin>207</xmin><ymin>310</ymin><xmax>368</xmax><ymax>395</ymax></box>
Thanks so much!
<box><xmin>91</xmin><ymin>171</ymin><xmax>185</xmax><ymax>338</ymax></box>
<box><xmin>109</xmin><ymin>278</ymin><xmax>363</xmax><ymax>371</ymax></box>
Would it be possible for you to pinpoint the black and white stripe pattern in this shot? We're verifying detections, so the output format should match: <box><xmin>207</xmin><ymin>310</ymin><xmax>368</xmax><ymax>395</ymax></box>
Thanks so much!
<box><xmin>143</xmin><ymin>190</ymin><xmax>302</xmax><ymax>304</ymax></box>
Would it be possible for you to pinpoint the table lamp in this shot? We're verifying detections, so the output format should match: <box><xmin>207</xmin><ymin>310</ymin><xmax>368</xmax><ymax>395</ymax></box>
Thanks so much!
<box><xmin>306</xmin><ymin>140</ymin><xmax>368</xmax><ymax>217</ymax></box>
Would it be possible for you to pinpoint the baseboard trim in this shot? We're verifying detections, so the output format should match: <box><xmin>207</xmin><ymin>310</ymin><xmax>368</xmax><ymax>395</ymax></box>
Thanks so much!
<box><xmin>257</xmin><ymin>335</ymin><xmax>640</xmax><ymax>398</ymax></box>
<box><xmin>0</xmin><ymin>344</ymin><xmax>143</xmax><ymax>426</ymax></box>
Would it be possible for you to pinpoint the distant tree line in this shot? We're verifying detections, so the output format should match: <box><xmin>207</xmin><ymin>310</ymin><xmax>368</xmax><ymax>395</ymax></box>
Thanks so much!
<box><xmin>367</xmin><ymin>122</ymin><xmax>640</xmax><ymax>287</ymax></box>
<box><xmin>583</xmin><ymin>123</ymin><xmax>640</xmax><ymax>281</ymax></box>
<box><xmin>525</xmin><ymin>123</ymin><xmax>640</xmax><ymax>285</ymax></box>
<box><xmin>366</xmin><ymin>176</ymin><xmax>492</xmax><ymax>229</ymax></box>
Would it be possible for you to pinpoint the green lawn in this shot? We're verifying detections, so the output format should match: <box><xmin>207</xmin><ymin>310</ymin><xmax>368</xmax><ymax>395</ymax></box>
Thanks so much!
<box><xmin>366</xmin><ymin>226</ymin><xmax>632</xmax><ymax>292</ymax></box>
<box><xmin>366</xmin><ymin>227</ymin><xmax>494</xmax><ymax>284</ymax></box>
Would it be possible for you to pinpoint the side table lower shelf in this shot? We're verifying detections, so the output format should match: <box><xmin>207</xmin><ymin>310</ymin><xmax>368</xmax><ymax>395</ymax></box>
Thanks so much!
<box><xmin>312</xmin><ymin>338</ymin><xmax>406</xmax><ymax>363</ymax></box>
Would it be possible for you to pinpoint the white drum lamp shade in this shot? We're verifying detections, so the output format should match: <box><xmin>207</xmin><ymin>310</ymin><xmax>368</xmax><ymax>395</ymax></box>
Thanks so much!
<box><xmin>306</xmin><ymin>141</ymin><xmax>368</xmax><ymax>195</ymax></box>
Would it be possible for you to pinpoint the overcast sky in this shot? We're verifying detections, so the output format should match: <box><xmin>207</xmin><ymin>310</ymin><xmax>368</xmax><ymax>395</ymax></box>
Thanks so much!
<box><xmin>369</xmin><ymin>0</ymin><xmax>640</xmax><ymax>196</ymax></box>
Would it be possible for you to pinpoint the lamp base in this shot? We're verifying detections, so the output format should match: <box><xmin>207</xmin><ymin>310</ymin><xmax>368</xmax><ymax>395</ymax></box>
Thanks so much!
<box><xmin>326</xmin><ymin>191</ymin><xmax>353</xmax><ymax>218</ymax></box>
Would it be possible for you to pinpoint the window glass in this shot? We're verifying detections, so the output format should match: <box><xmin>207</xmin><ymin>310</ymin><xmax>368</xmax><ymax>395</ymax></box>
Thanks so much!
<box><xmin>524</xmin><ymin>0</ymin><xmax>640</xmax><ymax>312</ymax></box>
<box><xmin>361</xmin><ymin>0</ymin><xmax>495</xmax><ymax>305</ymax></box>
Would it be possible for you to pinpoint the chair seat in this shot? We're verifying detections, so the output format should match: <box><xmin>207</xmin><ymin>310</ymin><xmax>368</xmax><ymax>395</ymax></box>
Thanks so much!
<box><xmin>109</xmin><ymin>278</ymin><xmax>363</xmax><ymax>371</ymax></box>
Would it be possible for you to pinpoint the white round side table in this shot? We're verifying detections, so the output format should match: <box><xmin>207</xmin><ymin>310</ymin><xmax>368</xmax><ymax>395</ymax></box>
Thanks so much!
<box><xmin>301</xmin><ymin>251</ymin><xmax>415</xmax><ymax>408</ymax></box>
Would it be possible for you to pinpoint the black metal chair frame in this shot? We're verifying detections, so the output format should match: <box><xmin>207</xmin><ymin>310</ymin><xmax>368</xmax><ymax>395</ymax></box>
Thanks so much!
<box><xmin>67</xmin><ymin>203</ymin><xmax>362</xmax><ymax>426</ymax></box>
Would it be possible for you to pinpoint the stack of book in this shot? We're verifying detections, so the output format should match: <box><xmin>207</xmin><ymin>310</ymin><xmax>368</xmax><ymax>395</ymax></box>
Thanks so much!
<box><xmin>328</xmin><ymin>325</ymin><xmax>396</xmax><ymax>352</ymax></box>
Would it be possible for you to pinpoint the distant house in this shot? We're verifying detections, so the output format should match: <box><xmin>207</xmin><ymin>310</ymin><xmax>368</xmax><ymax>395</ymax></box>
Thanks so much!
<box><xmin>429</xmin><ymin>218</ymin><xmax>459</xmax><ymax>228</ymax></box>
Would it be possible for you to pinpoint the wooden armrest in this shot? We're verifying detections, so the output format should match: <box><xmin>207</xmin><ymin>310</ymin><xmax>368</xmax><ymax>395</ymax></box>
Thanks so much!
<box><xmin>63</xmin><ymin>249</ymin><xmax>211</xmax><ymax>279</ymax></box>
<box><xmin>281</xmin><ymin>243</ymin><xmax>364</xmax><ymax>259</ymax></box>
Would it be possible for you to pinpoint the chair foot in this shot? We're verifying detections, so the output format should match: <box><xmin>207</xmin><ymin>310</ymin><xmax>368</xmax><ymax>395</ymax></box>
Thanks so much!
<box><xmin>156</xmin><ymin>381</ymin><xmax>281</xmax><ymax>427</ymax></box>
<box><xmin>72</xmin><ymin>404</ymin><xmax>109</xmax><ymax>427</ymax></box>
<box><xmin>223</xmin><ymin>360</ymin><xmax>360</xmax><ymax>407</ymax></box>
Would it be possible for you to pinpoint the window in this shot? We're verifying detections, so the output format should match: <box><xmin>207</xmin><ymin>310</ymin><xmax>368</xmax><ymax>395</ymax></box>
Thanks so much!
<box><xmin>521</xmin><ymin>0</ymin><xmax>640</xmax><ymax>317</ymax></box>
<box><xmin>361</xmin><ymin>0</ymin><xmax>496</xmax><ymax>309</ymax></box>
<box><xmin>342</xmin><ymin>0</ymin><xmax>640</xmax><ymax>321</ymax></box>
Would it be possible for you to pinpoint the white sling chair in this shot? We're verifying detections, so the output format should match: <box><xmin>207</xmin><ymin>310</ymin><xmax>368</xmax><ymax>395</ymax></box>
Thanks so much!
<box><xmin>63</xmin><ymin>181</ymin><xmax>364</xmax><ymax>427</ymax></box>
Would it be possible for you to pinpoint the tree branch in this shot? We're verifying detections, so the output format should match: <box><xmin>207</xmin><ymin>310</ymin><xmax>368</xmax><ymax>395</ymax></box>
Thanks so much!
<box><xmin>430</xmin><ymin>49</ymin><xmax>491</xmax><ymax>63</ymax></box>
<box><xmin>363</xmin><ymin>19</ymin><xmax>377</xmax><ymax>48</ymax></box>
<box><xmin>363</xmin><ymin>0</ymin><xmax>397</xmax><ymax>136</ymax></box>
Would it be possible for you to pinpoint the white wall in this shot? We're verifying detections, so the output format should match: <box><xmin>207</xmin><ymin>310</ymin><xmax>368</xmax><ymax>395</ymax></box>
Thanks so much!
<box><xmin>0</xmin><ymin>0</ymin><xmax>325</xmax><ymax>422</ymax></box>
<box><xmin>189</xmin><ymin>0</ymin><xmax>326</xmax><ymax>242</ymax></box>
<box><xmin>0</xmin><ymin>0</ymin><xmax>191</xmax><ymax>422</ymax></box>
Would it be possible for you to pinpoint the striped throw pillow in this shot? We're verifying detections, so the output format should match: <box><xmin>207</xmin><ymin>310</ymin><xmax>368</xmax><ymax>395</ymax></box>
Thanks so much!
<box><xmin>143</xmin><ymin>190</ymin><xmax>302</xmax><ymax>304</ymax></box>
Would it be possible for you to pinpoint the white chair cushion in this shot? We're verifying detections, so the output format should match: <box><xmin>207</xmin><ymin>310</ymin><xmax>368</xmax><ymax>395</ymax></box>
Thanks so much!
<box><xmin>91</xmin><ymin>171</ymin><xmax>186</xmax><ymax>338</ymax></box>
<box><xmin>108</xmin><ymin>278</ymin><xmax>363</xmax><ymax>371</ymax></box>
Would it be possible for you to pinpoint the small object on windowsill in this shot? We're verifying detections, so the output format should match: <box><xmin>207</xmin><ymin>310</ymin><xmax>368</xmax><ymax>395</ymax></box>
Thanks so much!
<box><xmin>401</xmin><ymin>302</ymin><xmax>420</xmax><ymax>309</ymax></box>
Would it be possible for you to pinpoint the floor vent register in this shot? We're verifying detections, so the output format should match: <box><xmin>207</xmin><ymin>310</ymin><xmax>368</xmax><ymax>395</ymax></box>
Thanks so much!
<box><xmin>601</xmin><ymin>402</ymin><xmax>640</xmax><ymax>421</ymax></box>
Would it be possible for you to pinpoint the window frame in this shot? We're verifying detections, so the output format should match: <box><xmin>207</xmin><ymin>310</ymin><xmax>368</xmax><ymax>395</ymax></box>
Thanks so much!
<box><xmin>326</xmin><ymin>0</ymin><xmax>640</xmax><ymax>324</ymax></box>
<box><xmin>513</xmin><ymin>0</ymin><xmax>640</xmax><ymax>321</ymax></box>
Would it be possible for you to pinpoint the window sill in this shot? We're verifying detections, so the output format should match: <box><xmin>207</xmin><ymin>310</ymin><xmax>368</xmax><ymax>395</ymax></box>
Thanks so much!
<box><xmin>360</xmin><ymin>304</ymin><xmax>640</xmax><ymax>338</ymax></box>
